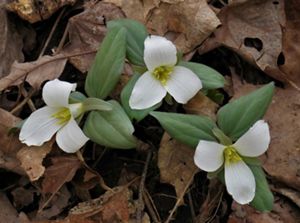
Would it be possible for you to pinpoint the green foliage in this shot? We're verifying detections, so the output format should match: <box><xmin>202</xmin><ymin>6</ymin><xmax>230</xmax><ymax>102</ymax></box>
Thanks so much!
<box><xmin>84</xmin><ymin>100</ymin><xmax>137</xmax><ymax>149</ymax></box>
<box><xmin>108</xmin><ymin>19</ymin><xmax>148</xmax><ymax>66</ymax></box>
<box><xmin>150</xmin><ymin>112</ymin><xmax>217</xmax><ymax>147</ymax></box>
<box><xmin>85</xmin><ymin>26</ymin><xmax>127</xmax><ymax>99</ymax></box>
<box><xmin>217</xmin><ymin>83</ymin><xmax>274</xmax><ymax>141</ymax></box>
<box><xmin>179</xmin><ymin>61</ymin><xmax>225</xmax><ymax>90</ymax></box>
<box><xmin>249</xmin><ymin>165</ymin><xmax>274</xmax><ymax>211</ymax></box>
<box><xmin>121</xmin><ymin>74</ymin><xmax>161</xmax><ymax>121</ymax></box>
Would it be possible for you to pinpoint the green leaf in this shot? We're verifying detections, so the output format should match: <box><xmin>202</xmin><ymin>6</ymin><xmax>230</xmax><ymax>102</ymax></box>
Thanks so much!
<box><xmin>150</xmin><ymin>112</ymin><xmax>217</xmax><ymax>147</ymax></box>
<box><xmin>69</xmin><ymin>91</ymin><xmax>86</xmax><ymax>103</ymax></box>
<box><xmin>82</xmin><ymin>98</ymin><xmax>112</xmax><ymax>112</ymax></box>
<box><xmin>217</xmin><ymin>83</ymin><xmax>274</xmax><ymax>140</ymax></box>
<box><xmin>108</xmin><ymin>19</ymin><xmax>148</xmax><ymax>66</ymax></box>
<box><xmin>249</xmin><ymin>165</ymin><xmax>274</xmax><ymax>211</ymax></box>
<box><xmin>178</xmin><ymin>61</ymin><xmax>225</xmax><ymax>89</ymax></box>
<box><xmin>84</xmin><ymin>100</ymin><xmax>137</xmax><ymax>149</ymax></box>
<box><xmin>85</xmin><ymin>27</ymin><xmax>127</xmax><ymax>99</ymax></box>
<box><xmin>121</xmin><ymin>74</ymin><xmax>161</xmax><ymax>121</ymax></box>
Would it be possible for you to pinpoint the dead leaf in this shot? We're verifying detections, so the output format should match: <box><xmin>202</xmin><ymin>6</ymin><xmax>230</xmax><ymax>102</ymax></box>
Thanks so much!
<box><xmin>271</xmin><ymin>185</ymin><xmax>300</xmax><ymax>208</ymax></box>
<box><xmin>6</xmin><ymin>0</ymin><xmax>76</xmax><ymax>23</ymax></box>
<box><xmin>158</xmin><ymin>133</ymin><xmax>198</xmax><ymax>204</ymax></box>
<box><xmin>0</xmin><ymin>7</ymin><xmax>24</xmax><ymax>78</ymax></box>
<box><xmin>0</xmin><ymin>54</ymin><xmax>67</xmax><ymax>91</ymax></box>
<box><xmin>199</xmin><ymin>0</ymin><xmax>286</xmax><ymax>82</ymax></box>
<box><xmin>183</xmin><ymin>91</ymin><xmax>219</xmax><ymax>121</ymax></box>
<box><xmin>42</xmin><ymin>156</ymin><xmax>81</xmax><ymax>194</ymax></box>
<box><xmin>0</xmin><ymin>108</ymin><xmax>25</xmax><ymax>175</ymax></box>
<box><xmin>17</xmin><ymin>141</ymin><xmax>53</xmax><ymax>181</ymax></box>
<box><xmin>62</xmin><ymin>2</ymin><xmax>125</xmax><ymax>72</ymax></box>
<box><xmin>106</xmin><ymin>0</ymin><xmax>220</xmax><ymax>53</ymax></box>
<box><xmin>11</xmin><ymin>187</ymin><xmax>35</xmax><ymax>209</ymax></box>
<box><xmin>228</xmin><ymin>196</ymin><xmax>300</xmax><ymax>223</ymax></box>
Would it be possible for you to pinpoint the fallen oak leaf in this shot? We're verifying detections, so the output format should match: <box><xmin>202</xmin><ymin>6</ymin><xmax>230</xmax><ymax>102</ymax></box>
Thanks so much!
<box><xmin>0</xmin><ymin>51</ymin><xmax>95</xmax><ymax>91</ymax></box>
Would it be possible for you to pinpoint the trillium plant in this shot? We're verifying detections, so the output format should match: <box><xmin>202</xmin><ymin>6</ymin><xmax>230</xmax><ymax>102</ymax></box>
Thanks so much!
<box><xmin>194</xmin><ymin>120</ymin><xmax>270</xmax><ymax>204</ymax></box>
<box><xmin>129</xmin><ymin>35</ymin><xmax>202</xmax><ymax>109</ymax></box>
<box><xmin>18</xmin><ymin>18</ymin><xmax>274</xmax><ymax>212</ymax></box>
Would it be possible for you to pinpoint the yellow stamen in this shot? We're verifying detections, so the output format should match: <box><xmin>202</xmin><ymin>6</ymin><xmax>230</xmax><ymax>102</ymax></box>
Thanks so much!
<box><xmin>152</xmin><ymin>66</ymin><xmax>174</xmax><ymax>85</ymax></box>
<box><xmin>224</xmin><ymin>146</ymin><xmax>242</xmax><ymax>165</ymax></box>
<box><xmin>52</xmin><ymin>107</ymin><xmax>71</xmax><ymax>125</ymax></box>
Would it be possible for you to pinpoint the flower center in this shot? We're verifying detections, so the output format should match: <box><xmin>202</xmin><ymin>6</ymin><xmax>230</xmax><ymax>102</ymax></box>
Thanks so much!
<box><xmin>152</xmin><ymin>66</ymin><xmax>174</xmax><ymax>85</ymax></box>
<box><xmin>224</xmin><ymin>146</ymin><xmax>242</xmax><ymax>165</ymax></box>
<box><xmin>52</xmin><ymin>107</ymin><xmax>71</xmax><ymax>125</ymax></box>
<box><xmin>52</xmin><ymin>103</ymin><xmax>83</xmax><ymax>125</ymax></box>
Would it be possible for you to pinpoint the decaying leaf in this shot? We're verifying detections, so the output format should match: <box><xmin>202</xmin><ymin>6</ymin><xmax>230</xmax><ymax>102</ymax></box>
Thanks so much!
<box><xmin>42</xmin><ymin>156</ymin><xmax>81</xmax><ymax>194</ymax></box>
<box><xmin>183</xmin><ymin>91</ymin><xmax>219</xmax><ymax>120</ymax></box>
<box><xmin>106</xmin><ymin>0</ymin><xmax>220</xmax><ymax>52</ymax></box>
<box><xmin>17</xmin><ymin>141</ymin><xmax>53</xmax><ymax>181</ymax></box>
<box><xmin>62</xmin><ymin>2</ymin><xmax>125</xmax><ymax>72</ymax></box>
<box><xmin>228</xmin><ymin>196</ymin><xmax>300</xmax><ymax>223</ymax></box>
<box><xmin>0</xmin><ymin>108</ymin><xmax>24</xmax><ymax>175</ymax></box>
<box><xmin>199</xmin><ymin>0</ymin><xmax>286</xmax><ymax>82</ymax></box>
<box><xmin>0</xmin><ymin>54</ymin><xmax>67</xmax><ymax>91</ymax></box>
<box><xmin>0</xmin><ymin>6</ymin><xmax>24</xmax><ymax>78</ymax></box>
<box><xmin>11</xmin><ymin>187</ymin><xmax>35</xmax><ymax>209</ymax></box>
<box><xmin>6</xmin><ymin>0</ymin><xmax>76</xmax><ymax>23</ymax></box>
<box><xmin>158</xmin><ymin>133</ymin><xmax>198</xmax><ymax>204</ymax></box>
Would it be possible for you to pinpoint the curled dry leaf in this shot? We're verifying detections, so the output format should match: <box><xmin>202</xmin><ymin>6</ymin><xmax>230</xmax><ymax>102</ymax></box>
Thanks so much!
<box><xmin>228</xmin><ymin>196</ymin><xmax>300</xmax><ymax>223</ymax></box>
<box><xmin>0</xmin><ymin>108</ymin><xmax>25</xmax><ymax>175</ymax></box>
<box><xmin>6</xmin><ymin>0</ymin><xmax>76</xmax><ymax>23</ymax></box>
<box><xmin>183</xmin><ymin>91</ymin><xmax>219</xmax><ymax>121</ymax></box>
<box><xmin>158</xmin><ymin>133</ymin><xmax>198</xmax><ymax>204</ymax></box>
<box><xmin>62</xmin><ymin>2</ymin><xmax>125</xmax><ymax>72</ymax></box>
<box><xmin>199</xmin><ymin>0</ymin><xmax>286</xmax><ymax>82</ymax></box>
<box><xmin>106</xmin><ymin>0</ymin><xmax>220</xmax><ymax>53</ymax></box>
<box><xmin>17</xmin><ymin>141</ymin><xmax>53</xmax><ymax>181</ymax></box>
<box><xmin>0</xmin><ymin>7</ymin><xmax>24</xmax><ymax>78</ymax></box>
<box><xmin>0</xmin><ymin>54</ymin><xmax>67</xmax><ymax>91</ymax></box>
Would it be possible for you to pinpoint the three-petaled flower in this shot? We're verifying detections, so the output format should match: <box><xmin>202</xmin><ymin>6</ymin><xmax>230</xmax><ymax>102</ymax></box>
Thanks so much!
<box><xmin>19</xmin><ymin>79</ymin><xmax>89</xmax><ymax>153</ymax></box>
<box><xmin>194</xmin><ymin>120</ymin><xmax>270</xmax><ymax>204</ymax></box>
<box><xmin>129</xmin><ymin>35</ymin><xmax>202</xmax><ymax>110</ymax></box>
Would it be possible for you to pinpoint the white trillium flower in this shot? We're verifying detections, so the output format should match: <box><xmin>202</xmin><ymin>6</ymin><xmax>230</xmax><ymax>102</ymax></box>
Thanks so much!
<box><xmin>194</xmin><ymin>120</ymin><xmax>270</xmax><ymax>205</ymax></box>
<box><xmin>19</xmin><ymin>79</ymin><xmax>89</xmax><ymax>153</ymax></box>
<box><xmin>129</xmin><ymin>35</ymin><xmax>202</xmax><ymax>109</ymax></box>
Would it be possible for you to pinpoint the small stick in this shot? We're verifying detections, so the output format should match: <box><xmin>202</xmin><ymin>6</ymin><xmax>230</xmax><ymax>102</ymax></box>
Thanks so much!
<box><xmin>188</xmin><ymin>191</ymin><xmax>196</xmax><ymax>222</ymax></box>
<box><xmin>39</xmin><ymin>8</ymin><xmax>66</xmax><ymax>58</ymax></box>
<box><xmin>55</xmin><ymin>23</ymin><xmax>70</xmax><ymax>54</ymax></box>
<box><xmin>21</xmin><ymin>86</ymin><xmax>36</xmax><ymax>111</ymax></box>
<box><xmin>10</xmin><ymin>88</ymin><xmax>35</xmax><ymax>114</ymax></box>
<box><xmin>143</xmin><ymin>189</ymin><xmax>161</xmax><ymax>223</ymax></box>
<box><xmin>137</xmin><ymin>149</ymin><xmax>152</xmax><ymax>223</ymax></box>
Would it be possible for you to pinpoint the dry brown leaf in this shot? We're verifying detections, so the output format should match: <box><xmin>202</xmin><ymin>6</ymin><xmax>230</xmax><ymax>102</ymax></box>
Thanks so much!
<box><xmin>62</xmin><ymin>2</ymin><xmax>125</xmax><ymax>72</ymax></box>
<box><xmin>228</xmin><ymin>196</ymin><xmax>300</xmax><ymax>223</ymax></box>
<box><xmin>271</xmin><ymin>186</ymin><xmax>300</xmax><ymax>208</ymax></box>
<box><xmin>158</xmin><ymin>133</ymin><xmax>198</xmax><ymax>204</ymax></box>
<box><xmin>0</xmin><ymin>6</ymin><xmax>24</xmax><ymax>78</ymax></box>
<box><xmin>17</xmin><ymin>141</ymin><xmax>53</xmax><ymax>181</ymax></box>
<box><xmin>183</xmin><ymin>91</ymin><xmax>219</xmax><ymax>121</ymax></box>
<box><xmin>199</xmin><ymin>0</ymin><xmax>286</xmax><ymax>82</ymax></box>
<box><xmin>11</xmin><ymin>187</ymin><xmax>35</xmax><ymax>209</ymax></box>
<box><xmin>0</xmin><ymin>54</ymin><xmax>67</xmax><ymax>91</ymax></box>
<box><xmin>6</xmin><ymin>0</ymin><xmax>76</xmax><ymax>23</ymax></box>
<box><xmin>106</xmin><ymin>0</ymin><xmax>220</xmax><ymax>53</ymax></box>
<box><xmin>0</xmin><ymin>108</ymin><xmax>25</xmax><ymax>175</ymax></box>
<box><xmin>42</xmin><ymin>156</ymin><xmax>81</xmax><ymax>194</ymax></box>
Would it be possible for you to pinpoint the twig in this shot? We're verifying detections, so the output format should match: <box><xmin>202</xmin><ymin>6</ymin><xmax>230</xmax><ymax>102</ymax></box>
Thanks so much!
<box><xmin>137</xmin><ymin>149</ymin><xmax>152</xmax><ymax>223</ymax></box>
<box><xmin>55</xmin><ymin>23</ymin><xmax>70</xmax><ymax>54</ymax></box>
<box><xmin>164</xmin><ymin>170</ymin><xmax>198</xmax><ymax>223</ymax></box>
<box><xmin>188</xmin><ymin>191</ymin><xmax>196</xmax><ymax>222</ymax></box>
<box><xmin>143</xmin><ymin>189</ymin><xmax>161</xmax><ymax>223</ymax></box>
<box><xmin>39</xmin><ymin>8</ymin><xmax>66</xmax><ymax>58</ymax></box>
<box><xmin>10</xmin><ymin>87</ymin><xmax>35</xmax><ymax>114</ymax></box>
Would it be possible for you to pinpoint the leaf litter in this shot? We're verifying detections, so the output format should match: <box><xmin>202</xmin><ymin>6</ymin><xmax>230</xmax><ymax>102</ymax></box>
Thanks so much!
<box><xmin>0</xmin><ymin>0</ymin><xmax>299</xmax><ymax>222</ymax></box>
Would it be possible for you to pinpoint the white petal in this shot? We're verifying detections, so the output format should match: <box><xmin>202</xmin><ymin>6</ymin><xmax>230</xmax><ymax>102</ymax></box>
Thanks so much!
<box><xmin>56</xmin><ymin>118</ymin><xmax>89</xmax><ymax>153</ymax></box>
<box><xmin>225</xmin><ymin>160</ymin><xmax>255</xmax><ymax>204</ymax></box>
<box><xmin>194</xmin><ymin>140</ymin><xmax>225</xmax><ymax>172</ymax></box>
<box><xmin>42</xmin><ymin>79</ymin><xmax>76</xmax><ymax>108</ymax></box>
<box><xmin>129</xmin><ymin>71</ymin><xmax>167</xmax><ymax>109</ymax></box>
<box><xmin>165</xmin><ymin>66</ymin><xmax>202</xmax><ymax>104</ymax></box>
<box><xmin>144</xmin><ymin>35</ymin><xmax>177</xmax><ymax>71</ymax></box>
<box><xmin>19</xmin><ymin>106</ymin><xmax>62</xmax><ymax>146</ymax></box>
<box><xmin>234</xmin><ymin>120</ymin><xmax>270</xmax><ymax>157</ymax></box>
